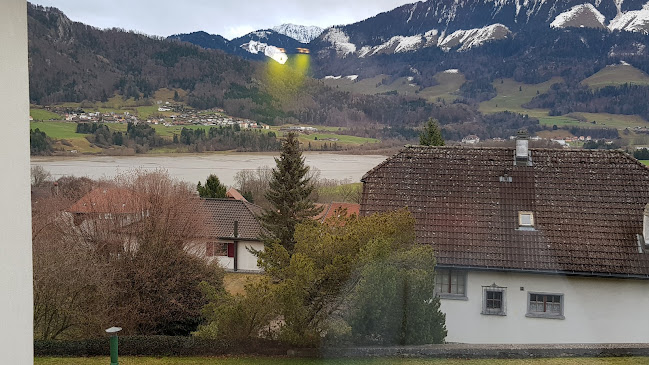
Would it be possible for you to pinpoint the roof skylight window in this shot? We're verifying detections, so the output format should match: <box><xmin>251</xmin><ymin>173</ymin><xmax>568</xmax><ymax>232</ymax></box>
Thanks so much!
<box><xmin>518</xmin><ymin>211</ymin><xmax>535</xmax><ymax>227</ymax></box>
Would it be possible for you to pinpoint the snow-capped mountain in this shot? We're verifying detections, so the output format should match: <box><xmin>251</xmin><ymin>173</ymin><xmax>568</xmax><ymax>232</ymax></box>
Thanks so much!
<box><xmin>272</xmin><ymin>24</ymin><xmax>323</xmax><ymax>43</ymax></box>
<box><xmin>309</xmin><ymin>0</ymin><xmax>648</xmax><ymax>61</ymax></box>
<box><xmin>169</xmin><ymin>29</ymin><xmax>306</xmax><ymax>63</ymax></box>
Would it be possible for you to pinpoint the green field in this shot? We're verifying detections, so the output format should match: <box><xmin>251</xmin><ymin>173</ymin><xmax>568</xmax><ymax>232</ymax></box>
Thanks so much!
<box><xmin>34</xmin><ymin>357</ymin><xmax>649</xmax><ymax>365</ymax></box>
<box><xmin>30</xmin><ymin>121</ymin><xmax>84</xmax><ymax>139</ymax></box>
<box><xmin>582</xmin><ymin>64</ymin><xmax>649</xmax><ymax>89</ymax></box>
<box><xmin>477</xmin><ymin>77</ymin><xmax>649</xmax><ymax>130</ymax></box>
<box><xmin>641</xmin><ymin>160</ymin><xmax>649</xmax><ymax>166</ymax></box>
<box><xmin>479</xmin><ymin>77</ymin><xmax>563</xmax><ymax>115</ymax></box>
<box><xmin>322</xmin><ymin>74</ymin><xmax>420</xmax><ymax>97</ymax></box>
<box><xmin>30</xmin><ymin>108</ymin><xmax>62</xmax><ymax>121</ymax></box>
<box><xmin>417</xmin><ymin>71</ymin><xmax>467</xmax><ymax>103</ymax></box>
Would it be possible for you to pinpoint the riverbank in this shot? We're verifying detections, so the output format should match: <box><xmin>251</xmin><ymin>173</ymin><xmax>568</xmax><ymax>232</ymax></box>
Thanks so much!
<box><xmin>31</xmin><ymin>152</ymin><xmax>389</xmax><ymax>186</ymax></box>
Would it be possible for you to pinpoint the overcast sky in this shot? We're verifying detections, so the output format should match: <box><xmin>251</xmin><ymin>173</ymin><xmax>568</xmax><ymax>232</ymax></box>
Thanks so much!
<box><xmin>29</xmin><ymin>0</ymin><xmax>419</xmax><ymax>39</ymax></box>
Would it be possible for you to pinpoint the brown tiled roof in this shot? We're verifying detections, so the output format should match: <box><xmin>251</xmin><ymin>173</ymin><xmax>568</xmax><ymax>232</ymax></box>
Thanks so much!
<box><xmin>314</xmin><ymin>202</ymin><xmax>360</xmax><ymax>222</ymax></box>
<box><xmin>68</xmin><ymin>188</ymin><xmax>143</xmax><ymax>214</ymax></box>
<box><xmin>226</xmin><ymin>188</ymin><xmax>248</xmax><ymax>202</ymax></box>
<box><xmin>201</xmin><ymin>199</ymin><xmax>264</xmax><ymax>240</ymax></box>
<box><xmin>361</xmin><ymin>146</ymin><xmax>649</xmax><ymax>278</ymax></box>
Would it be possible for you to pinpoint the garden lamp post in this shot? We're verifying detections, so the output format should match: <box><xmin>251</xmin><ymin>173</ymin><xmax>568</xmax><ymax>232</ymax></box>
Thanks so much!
<box><xmin>105</xmin><ymin>327</ymin><xmax>122</xmax><ymax>365</ymax></box>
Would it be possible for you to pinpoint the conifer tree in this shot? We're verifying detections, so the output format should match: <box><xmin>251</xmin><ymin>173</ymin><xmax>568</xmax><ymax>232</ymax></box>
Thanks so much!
<box><xmin>197</xmin><ymin>174</ymin><xmax>227</xmax><ymax>198</ymax></box>
<box><xmin>260</xmin><ymin>132</ymin><xmax>320</xmax><ymax>254</ymax></box>
<box><xmin>419</xmin><ymin>118</ymin><xmax>445</xmax><ymax>146</ymax></box>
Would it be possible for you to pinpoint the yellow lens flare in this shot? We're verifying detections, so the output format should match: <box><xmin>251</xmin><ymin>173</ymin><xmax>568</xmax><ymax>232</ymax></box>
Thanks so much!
<box><xmin>265</xmin><ymin>53</ymin><xmax>310</xmax><ymax>101</ymax></box>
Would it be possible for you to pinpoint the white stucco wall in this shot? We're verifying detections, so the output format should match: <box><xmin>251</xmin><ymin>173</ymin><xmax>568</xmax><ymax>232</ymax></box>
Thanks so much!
<box><xmin>440</xmin><ymin>270</ymin><xmax>649</xmax><ymax>344</ymax></box>
<box><xmin>0</xmin><ymin>0</ymin><xmax>33</xmax><ymax>362</ymax></box>
<box><xmin>213</xmin><ymin>241</ymin><xmax>264</xmax><ymax>272</ymax></box>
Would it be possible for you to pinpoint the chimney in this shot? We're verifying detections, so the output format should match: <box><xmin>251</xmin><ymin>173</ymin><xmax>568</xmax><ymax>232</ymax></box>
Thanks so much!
<box><xmin>515</xmin><ymin>130</ymin><xmax>530</xmax><ymax>166</ymax></box>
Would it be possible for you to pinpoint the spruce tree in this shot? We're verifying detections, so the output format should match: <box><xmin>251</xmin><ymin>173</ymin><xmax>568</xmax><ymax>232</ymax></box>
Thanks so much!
<box><xmin>260</xmin><ymin>132</ymin><xmax>320</xmax><ymax>254</ymax></box>
<box><xmin>197</xmin><ymin>174</ymin><xmax>227</xmax><ymax>198</ymax></box>
<box><xmin>419</xmin><ymin>118</ymin><xmax>445</xmax><ymax>146</ymax></box>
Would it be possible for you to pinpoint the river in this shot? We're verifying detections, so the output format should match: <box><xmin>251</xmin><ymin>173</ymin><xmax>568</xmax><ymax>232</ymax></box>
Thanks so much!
<box><xmin>30</xmin><ymin>153</ymin><xmax>389</xmax><ymax>186</ymax></box>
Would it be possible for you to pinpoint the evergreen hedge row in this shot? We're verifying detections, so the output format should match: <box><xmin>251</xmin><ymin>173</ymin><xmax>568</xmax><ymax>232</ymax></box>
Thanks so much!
<box><xmin>34</xmin><ymin>336</ymin><xmax>290</xmax><ymax>357</ymax></box>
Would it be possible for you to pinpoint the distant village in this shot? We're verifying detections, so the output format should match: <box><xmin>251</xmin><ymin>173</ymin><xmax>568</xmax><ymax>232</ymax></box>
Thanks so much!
<box><xmin>37</xmin><ymin>102</ymin><xmax>271</xmax><ymax>131</ymax></box>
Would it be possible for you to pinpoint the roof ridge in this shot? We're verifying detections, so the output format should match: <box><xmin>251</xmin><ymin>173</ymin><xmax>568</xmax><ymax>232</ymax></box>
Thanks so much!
<box><xmin>618</xmin><ymin>149</ymin><xmax>649</xmax><ymax>173</ymax></box>
<box><xmin>242</xmin><ymin>200</ymin><xmax>264</xmax><ymax>217</ymax></box>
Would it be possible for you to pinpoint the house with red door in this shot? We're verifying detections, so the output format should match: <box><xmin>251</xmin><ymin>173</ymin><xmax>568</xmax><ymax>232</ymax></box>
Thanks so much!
<box><xmin>198</xmin><ymin>198</ymin><xmax>265</xmax><ymax>272</ymax></box>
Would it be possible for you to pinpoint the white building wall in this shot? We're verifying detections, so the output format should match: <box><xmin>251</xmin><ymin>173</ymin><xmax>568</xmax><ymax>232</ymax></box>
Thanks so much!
<box><xmin>237</xmin><ymin>241</ymin><xmax>264</xmax><ymax>272</ymax></box>
<box><xmin>440</xmin><ymin>270</ymin><xmax>649</xmax><ymax>344</ymax></box>
<box><xmin>0</xmin><ymin>1</ymin><xmax>33</xmax><ymax>362</ymax></box>
<box><xmin>212</xmin><ymin>241</ymin><xmax>264</xmax><ymax>272</ymax></box>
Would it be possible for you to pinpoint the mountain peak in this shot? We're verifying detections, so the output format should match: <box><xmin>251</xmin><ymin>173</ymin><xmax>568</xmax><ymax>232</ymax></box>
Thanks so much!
<box><xmin>272</xmin><ymin>23</ymin><xmax>324</xmax><ymax>43</ymax></box>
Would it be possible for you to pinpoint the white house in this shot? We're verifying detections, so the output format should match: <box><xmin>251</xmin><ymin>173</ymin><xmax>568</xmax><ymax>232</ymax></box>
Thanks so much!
<box><xmin>199</xmin><ymin>199</ymin><xmax>265</xmax><ymax>272</ymax></box>
<box><xmin>360</xmin><ymin>138</ymin><xmax>649</xmax><ymax>344</ymax></box>
<box><xmin>461</xmin><ymin>135</ymin><xmax>480</xmax><ymax>144</ymax></box>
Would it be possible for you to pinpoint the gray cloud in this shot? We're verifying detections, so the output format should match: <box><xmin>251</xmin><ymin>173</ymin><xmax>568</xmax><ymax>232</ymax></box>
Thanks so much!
<box><xmin>30</xmin><ymin>0</ymin><xmax>418</xmax><ymax>39</ymax></box>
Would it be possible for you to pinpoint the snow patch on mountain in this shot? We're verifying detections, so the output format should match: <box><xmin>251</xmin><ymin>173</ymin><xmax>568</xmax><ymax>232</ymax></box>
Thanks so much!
<box><xmin>322</xmin><ymin>28</ymin><xmax>356</xmax><ymax>56</ymax></box>
<box><xmin>324</xmin><ymin>75</ymin><xmax>342</xmax><ymax>79</ymax></box>
<box><xmin>550</xmin><ymin>3</ymin><xmax>606</xmax><ymax>29</ymax></box>
<box><xmin>443</xmin><ymin>69</ymin><xmax>460</xmax><ymax>73</ymax></box>
<box><xmin>438</xmin><ymin>23</ymin><xmax>511</xmax><ymax>51</ymax></box>
<box><xmin>346</xmin><ymin>75</ymin><xmax>358</xmax><ymax>80</ymax></box>
<box><xmin>609</xmin><ymin>2</ymin><xmax>649</xmax><ymax>33</ymax></box>
<box><xmin>241</xmin><ymin>41</ymin><xmax>287</xmax><ymax>64</ymax></box>
<box><xmin>251</xmin><ymin>30</ymin><xmax>270</xmax><ymax>39</ymax></box>
<box><xmin>370</xmin><ymin>35</ymin><xmax>425</xmax><ymax>55</ymax></box>
<box><xmin>272</xmin><ymin>23</ymin><xmax>323</xmax><ymax>43</ymax></box>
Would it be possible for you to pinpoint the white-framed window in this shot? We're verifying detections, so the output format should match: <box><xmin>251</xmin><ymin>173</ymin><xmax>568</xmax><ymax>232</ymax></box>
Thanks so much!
<box><xmin>435</xmin><ymin>269</ymin><xmax>467</xmax><ymax>299</ymax></box>
<box><xmin>482</xmin><ymin>284</ymin><xmax>506</xmax><ymax>316</ymax></box>
<box><xmin>526</xmin><ymin>292</ymin><xmax>565</xmax><ymax>319</ymax></box>
<box><xmin>518</xmin><ymin>211</ymin><xmax>535</xmax><ymax>227</ymax></box>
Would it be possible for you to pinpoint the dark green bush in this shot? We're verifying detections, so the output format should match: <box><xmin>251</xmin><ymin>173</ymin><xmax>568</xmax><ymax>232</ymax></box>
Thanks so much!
<box><xmin>34</xmin><ymin>336</ymin><xmax>289</xmax><ymax>357</ymax></box>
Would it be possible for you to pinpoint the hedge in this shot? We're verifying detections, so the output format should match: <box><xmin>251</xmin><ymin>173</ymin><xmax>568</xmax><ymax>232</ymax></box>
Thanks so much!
<box><xmin>34</xmin><ymin>336</ymin><xmax>290</xmax><ymax>357</ymax></box>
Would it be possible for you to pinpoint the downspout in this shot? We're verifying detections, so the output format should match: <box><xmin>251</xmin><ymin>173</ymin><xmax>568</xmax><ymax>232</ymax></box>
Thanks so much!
<box><xmin>233</xmin><ymin>220</ymin><xmax>239</xmax><ymax>272</ymax></box>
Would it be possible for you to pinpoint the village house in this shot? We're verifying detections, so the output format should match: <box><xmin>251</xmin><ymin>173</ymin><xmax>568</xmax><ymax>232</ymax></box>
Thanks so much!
<box><xmin>360</xmin><ymin>137</ymin><xmax>649</xmax><ymax>344</ymax></box>
<box><xmin>461</xmin><ymin>135</ymin><xmax>480</xmax><ymax>144</ymax></box>
<box><xmin>198</xmin><ymin>199</ymin><xmax>265</xmax><ymax>272</ymax></box>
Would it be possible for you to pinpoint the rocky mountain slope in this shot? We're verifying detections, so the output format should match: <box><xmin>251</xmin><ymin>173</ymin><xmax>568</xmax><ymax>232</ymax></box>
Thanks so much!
<box><xmin>272</xmin><ymin>23</ymin><xmax>323</xmax><ymax>43</ymax></box>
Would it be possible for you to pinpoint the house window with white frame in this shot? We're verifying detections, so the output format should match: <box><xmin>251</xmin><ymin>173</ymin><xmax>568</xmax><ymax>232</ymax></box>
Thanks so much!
<box><xmin>482</xmin><ymin>284</ymin><xmax>506</xmax><ymax>315</ymax></box>
<box><xmin>435</xmin><ymin>269</ymin><xmax>467</xmax><ymax>299</ymax></box>
<box><xmin>526</xmin><ymin>292</ymin><xmax>564</xmax><ymax>319</ymax></box>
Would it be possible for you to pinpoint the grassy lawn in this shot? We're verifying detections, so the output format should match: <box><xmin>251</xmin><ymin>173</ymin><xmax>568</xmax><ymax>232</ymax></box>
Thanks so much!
<box><xmin>581</xmin><ymin>64</ymin><xmax>649</xmax><ymax>89</ymax></box>
<box><xmin>30</xmin><ymin>108</ymin><xmax>62</xmax><ymax>121</ymax></box>
<box><xmin>640</xmin><ymin>160</ymin><xmax>649</xmax><ymax>166</ymax></box>
<box><xmin>223</xmin><ymin>272</ymin><xmax>265</xmax><ymax>295</ymax></box>
<box><xmin>34</xmin><ymin>357</ymin><xmax>649</xmax><ymax>365</ymax></box>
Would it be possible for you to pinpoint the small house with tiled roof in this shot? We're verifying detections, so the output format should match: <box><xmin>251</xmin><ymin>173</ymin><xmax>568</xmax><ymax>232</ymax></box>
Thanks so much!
<box><xmin>360</xmin><ymin>137</ymin><xmax>649</xmax><ymax>344</ymax></box>
<box><xmin>198</xmin><ymin>199</ymin><xmax>265</xmax><ymax>272</ymax></box>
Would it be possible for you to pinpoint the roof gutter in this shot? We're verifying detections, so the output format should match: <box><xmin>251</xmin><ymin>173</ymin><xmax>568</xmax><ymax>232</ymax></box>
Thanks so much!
<box><xmin>435</xmin><ymin>264</ymin><xmax>649</xmax><ymax>280</ymax></box>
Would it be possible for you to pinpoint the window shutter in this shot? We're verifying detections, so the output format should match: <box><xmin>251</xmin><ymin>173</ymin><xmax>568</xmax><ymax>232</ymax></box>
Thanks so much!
<box><xmin>227</xmin><ymin>243</ymin><xmax>235</xmax><ymax>258</ymax></box>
